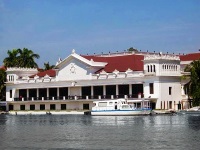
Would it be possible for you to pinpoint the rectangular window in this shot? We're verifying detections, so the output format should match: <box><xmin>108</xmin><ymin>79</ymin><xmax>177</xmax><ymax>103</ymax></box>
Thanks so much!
<box><xmin>169</xmin><ymin>87</ymin><xmax>172</xmax><ymax>95</ymax></box>
<box><xmin>98</xmin><ymin>102</ymin><xmax>107</xmax><ymax>107</ymax></box>
<box><xmin>30</xmin><ymin>105</ymin><xmax>35</xmax><ymax>110</ymax></box>
<box><xmin>149</xmin><ymin>83</ymin><xmax>154</xmax><ymax>94</ymax></box>
<box><xmin>61</xmin><ymin>104</ymin><xmax>66</xmax><ymax>110</ymax></box>
<box><xmin>10</xmin><ymin>90</ymin><xmax>12</xmax><ymax>98</ymax></box>
<box><xmin>20</xmin><ymin>105</ymin><xmax>25</xmax><ymax>110</ymax></box>
<box><xmin>169</xmin><ymin>101</ymin><xmax>172</xmax><ymax>109</ymax></box>
<box><xmin>40</xmin><ymin>104</ymin><xmax>45</xmax><ymax>110</ymax></box>
<box><xmin>83</xmin><ymin>104</ymin><xmax>89</xmax><ymax>110</ymax></box>
<box><xmin>50</xmin><ymin>104</ymin><xmax>56</xmax><ymax>110</ymax></box>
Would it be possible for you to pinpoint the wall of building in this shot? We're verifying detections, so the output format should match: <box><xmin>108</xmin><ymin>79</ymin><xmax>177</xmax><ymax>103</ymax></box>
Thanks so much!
<box><xmin>57</xmin><ymin>59</ymin><xmax>92</xmax><ymax>81</ymax></box>
<box><xmin>157</xmin><ymin>77</ymin><xmax>182</xmax><ymax>110</ymax></box>
<box><xmin>8</xmin><ymin>101</ymin><xmax>93</xmax><ymax>111</ymax></box>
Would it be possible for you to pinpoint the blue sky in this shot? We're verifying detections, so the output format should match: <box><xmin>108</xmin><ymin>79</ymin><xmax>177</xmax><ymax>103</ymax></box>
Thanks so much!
<box><xmin>0</xmin><ymin>0</ymin><xmax>200</xmax><ymax>67</ymax></box>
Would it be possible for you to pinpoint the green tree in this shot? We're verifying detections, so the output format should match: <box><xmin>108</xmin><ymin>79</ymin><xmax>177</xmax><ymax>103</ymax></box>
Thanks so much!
<box><xmin>43</xmin><ymin>62</ymin><xmax>55</xmax><ymax>70</ymax></box>
<box><xmin>185</xmin><ymin>60</ymin><xmax>200</xmax><ymax>106</ymax></box>
<box><xmin>18</xmin><ymin>48</ymin><xmax>40</xmax><ymax>68</ymax></box>
<box><xmin>0</xmin><ymin>69</ymin><xmax>6</xmax><ymax>101</ymax></box>
<box><xmin>3</xmin><ymin>49</ymin><xmax>20</xmax><ymax>67</ymax></box>
<box><xmin>3</xmin><ymin>48</ymin><xmax>40</xmax><ymax>68</ymax></box>
<box><xmin>127</xmin><ymin>47</ymin><xmax>138</xmax><ymax>53</ymax></box>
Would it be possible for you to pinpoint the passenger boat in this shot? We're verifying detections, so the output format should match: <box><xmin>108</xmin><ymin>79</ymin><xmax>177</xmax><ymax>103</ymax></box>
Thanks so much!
<box><xmin>91</xmin><ymin>99</ymin><xmax>152</xmax><ymax>116</ymax></box>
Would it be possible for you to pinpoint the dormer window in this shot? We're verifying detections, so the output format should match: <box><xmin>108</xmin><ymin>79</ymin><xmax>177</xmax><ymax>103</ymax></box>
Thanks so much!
<box><xmin>8</xmin><ymin>75</ymin><xmax>14</xmax><ymax>82</ymax></box>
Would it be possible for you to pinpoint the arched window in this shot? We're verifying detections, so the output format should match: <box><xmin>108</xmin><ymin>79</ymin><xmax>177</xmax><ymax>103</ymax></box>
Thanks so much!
<box><xmin>153</xmin><ymin>65</ymin><xmax>156</xmax><ymax>72</ymax></box>
<box><xmin>150</xmin><ymin>65</ymin><xmax>152</xmax><ymax>72</ymax></box>
<box><xmin>147</xmin><ymin>65</ymin><xmax>149</xmax><ymax>72</ymax></box>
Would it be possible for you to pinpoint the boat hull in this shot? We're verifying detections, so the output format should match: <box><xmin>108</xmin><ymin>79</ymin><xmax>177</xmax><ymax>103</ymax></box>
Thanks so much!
<box><xmin>91</xmin><ymin>110</ymin><xmax>151</xmax><ymax>116</ymax></box>
<box><xmin>178</xmin><ymin>110</ymin><xmax>200</xmax><ymax>115</ymax></box>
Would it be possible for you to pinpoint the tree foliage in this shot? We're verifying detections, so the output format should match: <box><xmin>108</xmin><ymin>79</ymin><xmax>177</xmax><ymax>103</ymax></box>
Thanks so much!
<box><xmin>0</xmin><ymin>69</ymin><xmax>6</xmax><ymax>101</ymax></box>
<box><xmin>3</xmin><ymin>49</ymin><xmax>20</xmax><ymax>67</ymax></box>
<box><xmin>127</xmin><ymin>47</ymin><xmax>138</xmax><ymax>53</ymax></box>
<box><xmin>43</xmin><ymin>62</ymin><xmax>55</xmax><ymax>71</ymax></box>
<box><xmin>185</xmin><ymin>60</ymin><xmax>200</xmax><ymax>106</ymax></box>
<box><xmin>18</xmin><ymin>48</ymin><xmax>40</xmax><ymax>68</ymax></box>
<box><xmin>3</xmin><ymin>48</ymin><xmax>40</xmax><ymax>68</ymax></box>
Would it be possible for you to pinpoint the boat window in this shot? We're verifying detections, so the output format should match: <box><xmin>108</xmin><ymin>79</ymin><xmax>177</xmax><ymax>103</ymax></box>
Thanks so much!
<box><xmin>98</xmin><ymin>102</ymin><xmax>107</xmax><ymax>107</ymax></box>
<box><xmin>109</xmin><ymin>102</ymin><xmax>113</xmax><ymax>105</ymax></box>
<box><xmin>122</xmin><ymin>105</ymin><xmax>130</xmax><ymax>109</ymax></box>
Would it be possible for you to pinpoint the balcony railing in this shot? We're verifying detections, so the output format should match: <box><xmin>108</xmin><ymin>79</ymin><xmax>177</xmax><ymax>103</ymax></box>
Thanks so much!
<box><xmin>13</xmin><ymin>94</ymin><xmax>144</xmax><ymax>101</ymax></box>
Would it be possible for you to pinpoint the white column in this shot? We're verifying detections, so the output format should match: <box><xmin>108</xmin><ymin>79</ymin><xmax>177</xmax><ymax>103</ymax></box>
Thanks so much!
<box><xmin>47</xmin><ymin>88</ymin><xmax>49</xmax><ymax>97</ymax></box>
<box><xmin>103</xmin><ymin>85</ymin><xmax>106</xmax><ymax>95</ymax></box>
<box><xmin>80</xmin><ymin>87</ymin><xmax>82</xmax><ymax>97</ymax></box>
<box><xmin>68</xmin><ymin>87</ymin><xmax>70</xmax><ymax>96</ymax></box>
<box><xmin>116</xmin><ymin>85</ymin><xmax>119</xmax><ymax>96</ymax></box>
<box><xmin>129</xmin><ymin>84</ymin><xmax>132</xmax><ymax>96</ymax></box>
<box><xmin>91</xmin><ymin>86</ymin><xmax>94</xmax><ymax>96</ymax></box>
<box><xmin>57</xmin><ymin>88</ymin><xmax>59</xmax><ymax>97</ymax></box>
<box><xmin>37</xmin><ymin>89</ymin><xmax>39</xmax><ymax>97</ymax></box>
<box><xmin>27</xmin><ymin>89</ymin><xmax>29</xmax><ymax>98</ymax></box>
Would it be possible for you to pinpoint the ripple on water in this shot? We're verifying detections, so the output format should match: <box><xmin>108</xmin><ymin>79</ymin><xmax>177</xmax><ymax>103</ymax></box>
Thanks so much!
<box><xmin>0</xmin><ymin>114</ymin><xmax>200</xmax><ymax>150</ymax></box>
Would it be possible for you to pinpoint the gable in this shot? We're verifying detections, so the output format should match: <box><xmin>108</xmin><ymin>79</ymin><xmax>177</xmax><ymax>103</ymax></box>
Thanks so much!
<box><xmin>57</xmin><ymin>56</ymin><xmax>104</xmax><ymax>81</ymax></box>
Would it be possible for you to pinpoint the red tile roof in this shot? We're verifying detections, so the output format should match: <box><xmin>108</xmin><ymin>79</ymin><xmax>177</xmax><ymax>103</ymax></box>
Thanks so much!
<box><xmin>180</xmin><ymin>52</ymin><xmax>200</xmax><ymax>61</ymax></box>
<box><xmin>0</xmin><ymin>66</ymin><xmax>6</xmax><ymax>70</ymax></box>
<box><xmin>30</xmin><ymin>69</ymin><xmax>56</xmax><ymax>78</ymax></box>
<box><xmin>82</xmin><ymin>54</ymin><xmax>144</xmax><ymax>73</ymax></box>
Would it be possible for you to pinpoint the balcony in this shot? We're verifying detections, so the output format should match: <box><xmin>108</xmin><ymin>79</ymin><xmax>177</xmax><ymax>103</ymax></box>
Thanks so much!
<box><xmin>13</xmin><ymin>94</ymin><xmax>144</xmax><ymax>102</ymax></box>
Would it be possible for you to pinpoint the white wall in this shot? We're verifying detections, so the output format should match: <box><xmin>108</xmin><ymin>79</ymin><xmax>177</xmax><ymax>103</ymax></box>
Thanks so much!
<box><xmin>57</xmin><ymin>59</ymin><xmax>92</xmax><ymax>81</ymax></box>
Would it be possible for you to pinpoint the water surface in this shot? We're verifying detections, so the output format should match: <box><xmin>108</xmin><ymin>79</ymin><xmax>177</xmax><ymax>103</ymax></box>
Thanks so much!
<box><xmin>0</xmin><ymin>114</ymin><xmax>200</xmax><ymax>150</ymax></box>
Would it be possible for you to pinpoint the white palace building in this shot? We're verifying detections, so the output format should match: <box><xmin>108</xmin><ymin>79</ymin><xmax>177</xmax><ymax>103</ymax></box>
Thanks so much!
<box><xmin>4</xmin><ymin>50</ymin><xmax>200</xmax><ymax>112</ymax></box>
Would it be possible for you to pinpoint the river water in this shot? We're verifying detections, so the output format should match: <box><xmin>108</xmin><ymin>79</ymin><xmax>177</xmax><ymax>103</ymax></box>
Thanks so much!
<box><xmin>0</xmin><ymin>114</ymin><xmax>200</xmax><ymax>150</ymax></box>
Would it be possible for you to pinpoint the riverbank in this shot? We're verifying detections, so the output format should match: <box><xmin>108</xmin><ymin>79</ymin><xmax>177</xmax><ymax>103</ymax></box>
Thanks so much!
<box><xmin>2</xmin><ymin>109</ymin><xmax>176</xmax><ymax>116</ymax></box>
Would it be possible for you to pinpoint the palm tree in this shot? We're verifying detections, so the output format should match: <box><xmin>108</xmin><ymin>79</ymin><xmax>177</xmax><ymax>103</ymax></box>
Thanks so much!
<box><xmin>44</xmin><ymin>62</ymin><xmax>55</xmax><ymax>70</ymax></box>
<box><xmin>185</xmin><ymin>60</ymin><xmax>200</xmax><ymax>106</ymax></box>
<box><xmin>18</xmin><ymin>48</ymin><xmax>40</xmax><ymax>68</ymax></box>
<box><xmin>3</xmin><ymin>48</ymin><xmax>40</xmax><ymax>68</ymax></box>
<box><xmin>3</xmin><ymin>49</ymin><xmax>20</xmax><ymax>67</ymax></box>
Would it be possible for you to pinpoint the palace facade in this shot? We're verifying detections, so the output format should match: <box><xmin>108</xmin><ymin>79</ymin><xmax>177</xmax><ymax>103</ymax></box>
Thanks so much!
<box><xmin>4</xmin><ymin>50</ymin><xmax>200</xmax><ymax>112</ymax></box>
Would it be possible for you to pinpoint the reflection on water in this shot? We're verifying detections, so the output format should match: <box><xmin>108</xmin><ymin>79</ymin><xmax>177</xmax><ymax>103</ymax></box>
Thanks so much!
<box><xmin>0</xmin><ymin>114</ymin><xmax>200</xmax><ymax>150</ymax></box>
